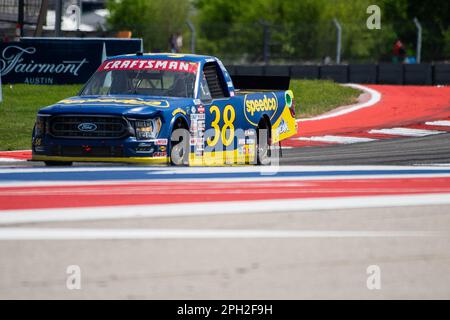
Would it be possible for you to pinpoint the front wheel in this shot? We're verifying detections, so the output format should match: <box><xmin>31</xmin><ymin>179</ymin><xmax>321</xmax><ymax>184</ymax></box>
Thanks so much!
<box><xmin>170</xmin><ymin>128</ymin><xmax>190</xmax><ymax>166</ymax></box>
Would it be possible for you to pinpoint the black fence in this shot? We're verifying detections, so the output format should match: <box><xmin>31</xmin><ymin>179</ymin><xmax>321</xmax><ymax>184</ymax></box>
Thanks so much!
<box><xmin>0</xmin><ymin>0</ymin><xmax>42</xmax><ymax>24</ymax></box>
<box><xmin>227</xmin><ymin>64</ymin><xmax>450</xmax><ymax>85</ymax></box>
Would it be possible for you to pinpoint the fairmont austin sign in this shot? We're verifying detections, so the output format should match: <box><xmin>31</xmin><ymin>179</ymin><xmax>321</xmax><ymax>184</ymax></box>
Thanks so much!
<box><xmin>0</xmin><ymin>38</ymin><xmax>142</xmax><ymax>85</ymax></box>
<box><xmin>0</xmin><ymin>46</ymin><xmax>88</xmax><ymax>84</ymax></box>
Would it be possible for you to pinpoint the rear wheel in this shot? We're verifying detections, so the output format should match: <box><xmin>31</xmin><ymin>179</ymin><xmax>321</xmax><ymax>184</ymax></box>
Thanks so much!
<box><xmin>44</xmin><ymin>161</ymin><xmax>73</xmax><ymax>167</ymax></box>
<box><xmin>257</xmin><ymin>118</ymin><xmax>271</xmax><ymax>165</ymax></box>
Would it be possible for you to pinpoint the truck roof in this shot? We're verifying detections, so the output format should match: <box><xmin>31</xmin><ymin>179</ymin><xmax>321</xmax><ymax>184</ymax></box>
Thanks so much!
<box><xmin>107</xmin><ymin>53</ymin><xmax>216</xmax><ymax>63</ymax></box>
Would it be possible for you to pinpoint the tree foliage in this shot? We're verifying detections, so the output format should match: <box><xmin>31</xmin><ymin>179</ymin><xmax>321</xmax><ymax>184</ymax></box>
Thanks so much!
<box><xmin>194</xmin><ymin>0</ymin><xmax>449</xmax><ymax>63</ymax></box>
<box><xmin>106</xmin><ymin>0</ymin><xmax>191</xmax><ymax>52</ymax></box>
<box><xmin>106</xmin><ymin>0</ymin><xmax>450</xmax><ymax>62</ymax></box>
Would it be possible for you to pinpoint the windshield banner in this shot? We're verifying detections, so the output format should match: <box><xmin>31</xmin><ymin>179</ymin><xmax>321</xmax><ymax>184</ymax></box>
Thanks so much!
<box><xmin>99</xmin><ymin>59</ymin><xmax>199</xmax><ymax>74</ymax></box>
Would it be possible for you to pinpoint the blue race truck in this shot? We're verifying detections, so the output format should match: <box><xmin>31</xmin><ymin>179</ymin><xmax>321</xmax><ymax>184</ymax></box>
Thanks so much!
<box><xmin>32</xmin><ymin>53</ymin><xmax>297</xmax><ymax>166</ymax></box>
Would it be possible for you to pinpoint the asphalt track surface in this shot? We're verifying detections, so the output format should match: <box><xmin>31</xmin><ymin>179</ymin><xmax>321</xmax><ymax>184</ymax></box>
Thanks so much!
<box><xmin>1</xmin><ymin>163</ymin><xmax>450</xmax><ymax>299</ymax></box>
<box><xmin>1</xmin><ymin>131</ymin><xmax>449</xmax><ymax>168</ymax></box>
<box><xmin>282</xmin><ymin>132</ymin><xmax>450</xmax><ymax>165</ymax></box>
<box><xmin>1</xmin><ymin>85</ymin><xmax>450</xmax><ymax>299</ymax></box>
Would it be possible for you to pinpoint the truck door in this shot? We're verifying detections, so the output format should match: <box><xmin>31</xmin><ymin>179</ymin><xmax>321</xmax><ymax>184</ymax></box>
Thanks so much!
<box><xmin>195</xmin><ymin>62</ymin><xmax>245</xmax><ymax>164</ymax></box>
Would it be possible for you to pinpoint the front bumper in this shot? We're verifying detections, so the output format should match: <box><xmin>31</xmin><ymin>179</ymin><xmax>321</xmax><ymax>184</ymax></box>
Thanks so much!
<box><xmin>31</xmin><ymin>154</ymin><xmax>169</xmax><ymax>164</ymax></box>
<box><xmin>32</xmin><ymin>136</ymin><xmax>170</xmax><ymax>164</ymax></box>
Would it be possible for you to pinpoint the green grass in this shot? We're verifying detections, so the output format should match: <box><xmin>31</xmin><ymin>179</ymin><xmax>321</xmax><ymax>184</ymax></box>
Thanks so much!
<box><xmin>0</xmin><ymin>84</ymin><xmax>82</xmax><ymax>151</ymax></box>
<box><xmin>0</xmin><ymin>81</ymin><xmax>360</xmax><ymax>151</ymax></box>
<box><xmin>290</xmin><ymin>80</ymin><xmax>361</xmax><ymax>118</ymax></box>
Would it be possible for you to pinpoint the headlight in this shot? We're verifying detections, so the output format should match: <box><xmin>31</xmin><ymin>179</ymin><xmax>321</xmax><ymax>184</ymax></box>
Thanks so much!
<box><xmin>134</xmin><ymin>118</ymin><xmax>162</xmax><ymax>140</ymax></box>
<box><xmin>34</xmin><ymin>115</ymin><xmax>46</xmax><ymax>137</ymax></box>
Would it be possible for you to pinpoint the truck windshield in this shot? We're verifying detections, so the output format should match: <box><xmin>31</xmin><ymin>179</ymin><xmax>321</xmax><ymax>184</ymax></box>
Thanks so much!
<box><xmin>80</xmin><ymin>59</ymin><xmax>198</xmax><ymax>98</ymax></box>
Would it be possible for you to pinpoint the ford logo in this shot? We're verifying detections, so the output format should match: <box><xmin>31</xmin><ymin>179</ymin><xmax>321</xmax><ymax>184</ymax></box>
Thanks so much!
<box><xmin>78</xmin><ymin>123</ymin><xmax>97</xmax><ymax>132</ymax></box>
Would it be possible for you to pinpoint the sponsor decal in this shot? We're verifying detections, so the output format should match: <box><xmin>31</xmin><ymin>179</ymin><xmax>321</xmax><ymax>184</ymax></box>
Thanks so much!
<box><xmin>245</xmin><ymin>129</ymin><xmax>256</xmax><ymax>136</ymax></box>
<box><xmin>190</xmin><ymin>138</ymin><xmax>204</xmax><ymax>145</ymax></box>
<box><xmin>191</xmin><ymin>106</ymin><xmax>197</xmax><ymax>113</ymax></box>
<box><xmin>277</xmin><ymin>118</ymin><xmax>289</xmax><ymax>135</ymax></box>
<box><xmin>33</xmin><ymin>138</ymin><xmax>42</xmax><ymax>146</ymax></box>
<box><xmin>99</xmin><ymin>59</ymin><xmax>198</xmax><ymax>74</ymax></box>
<box><xmin>153</xmin><ymin>152</ymin><xmax>167</xmax><ymax>157</ymax></box>
<box><xmin>59</xmin><ymin>98</ymin><xmax>169</xmax><ymax>108</ymax></box>
<box><xmin>136</xmin><ymin>147</ymin><xmax>154</xmax><ymax>153</ymax></box>
<box><xmin>77</xmin><ymin>123</ymin><xmax>97</xmax><ymax>132</ymax></box>
<box><xmin>191</xmin><ymin>114</ymin><xmax>205</xmax><ymax>120</ymax></box>
<box><xmin>244</xmin><ymin>92</ymin><xmax>278</xmax><ymax>126</ymax></box>
<box><xmin>197</xmin><ymin>105</ymin><xmax>205</xmax><ymax>113</ymax></box>
<box><xmin>159</xmin><ymin>146</ymin><xmax>167</xmax><ymax>152</ymax></box>
<box><xmin>154</xmin><ymin>139</ymin><xmax>168</xmax><ymax>146</ymax></box>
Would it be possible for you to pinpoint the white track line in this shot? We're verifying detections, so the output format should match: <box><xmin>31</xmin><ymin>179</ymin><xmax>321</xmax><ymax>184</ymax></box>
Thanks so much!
<box><xmin>2</xmin><ymin>193</ymin><xmax>450</xmax><ymax>225</ymax></box>
<box><xmin>0</xmin><ymin>228</ymin><xmax>444</xmax><ymax>240</ymax></box>
<box><xmin>0</xmin><ymin>158</ymin><xmax>26</xmax><ymax>162</ymax></box>
<box><xmin>368</xmin><ymin>128</ymin><xmax>446</xmax><ymax>137</ymax></box>
<box><xmin>294</xmin><ymin>135</ymin><xmax>377</xmax><ymax>144</ymax></box>
<box><xmin>425</xmin><ymin>120</ymin><xmax>450</xmax><ymax>127</ymax></box>
<box><xmin>2</xmin><ymin>164</ymin><xmax>450</xmax><ymax>175</ymax></box>
<box><xmin>297</xmin><ymin>84</ymin><xmax>381</xmax><ymax>122</ymax></box>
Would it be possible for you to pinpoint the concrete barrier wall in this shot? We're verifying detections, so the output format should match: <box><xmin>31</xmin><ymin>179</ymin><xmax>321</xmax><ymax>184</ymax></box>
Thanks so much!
<box><xmin>229</xmin><ymin>64</ymin><xmax>450</xmax><ymax>85</ymax></box>
<box><xmin>434</xmin><ymin>64</ymin><xmax>450</xmax><ymax>85</ymax></box>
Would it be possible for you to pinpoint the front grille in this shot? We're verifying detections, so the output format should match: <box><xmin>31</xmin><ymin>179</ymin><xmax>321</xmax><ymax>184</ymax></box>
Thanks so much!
<box><xmin>50</xmin><ymin>115</ymin><xmax>129</xmax><ymax>139</ymax></box>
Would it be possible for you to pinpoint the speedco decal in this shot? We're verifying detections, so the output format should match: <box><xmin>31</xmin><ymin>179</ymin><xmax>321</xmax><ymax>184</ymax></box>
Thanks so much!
<box><xmin>244</xmin><ymin>93</ymin><xmax>278</xmax><ymax>126</ymax></box>
<box><xmin>59</xmin><ymin>98</ymin><xmax>170</xmax><ymax>108</ymax></box>
<box><xmin>99</xmin><ymin>59</ymin><xmax>198</xmax><ymax>74</ymax></box>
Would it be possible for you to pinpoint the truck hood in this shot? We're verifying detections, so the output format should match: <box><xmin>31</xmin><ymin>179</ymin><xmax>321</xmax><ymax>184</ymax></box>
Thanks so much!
<box><xmin>38</xmin><ymin>95</ymin><xmax>195</xmax><ymax>118</ymax></box>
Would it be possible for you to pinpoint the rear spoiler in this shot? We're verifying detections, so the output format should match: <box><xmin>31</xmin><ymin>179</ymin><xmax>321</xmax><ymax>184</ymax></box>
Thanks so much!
<box><xmin>231</xmin><ymin>75</ymin><xmax>290</xmax><ymax>91</ymax></box>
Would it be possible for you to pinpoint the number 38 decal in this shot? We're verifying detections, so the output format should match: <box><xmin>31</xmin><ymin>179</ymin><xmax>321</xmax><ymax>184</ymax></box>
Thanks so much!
<box><xmin>207</xmin><ymin>104</ymin><xmax>236</xmax><ymax>147</ymax></box>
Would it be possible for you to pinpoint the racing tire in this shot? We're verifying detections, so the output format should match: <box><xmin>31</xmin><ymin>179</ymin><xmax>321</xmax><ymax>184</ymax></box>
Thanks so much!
<box><xmin>44</xmin><ymin>161</ymin><xmax>73</xmax><ymax>166</ymax></box>
<box><xmin>257</xmin><ymin>120</ymin><xmax>271</xmax><ymax>166</ymax></box>
<box><xmin>170</xmin><ymin>128</ymin><xmax>190</xmax><ymax>166</ymax></box>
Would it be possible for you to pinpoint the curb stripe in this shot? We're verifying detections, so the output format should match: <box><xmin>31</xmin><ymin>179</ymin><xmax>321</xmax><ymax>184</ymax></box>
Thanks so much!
<box><xmin>294</xmin><ymin>135</ymin><xmax>377</xmax><ymax>144</ymax></box>
<box><xmin>368</xmin><ymin>128</ymin><xmax>445</xmax><ymax>137</ymax></box>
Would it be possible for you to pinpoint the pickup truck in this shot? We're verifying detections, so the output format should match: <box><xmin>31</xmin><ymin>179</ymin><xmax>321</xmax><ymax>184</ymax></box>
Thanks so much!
<box><xmin>32</xmin><ymin>53</ymin><xmax>298</xmax><ymax>166</ymax></box>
